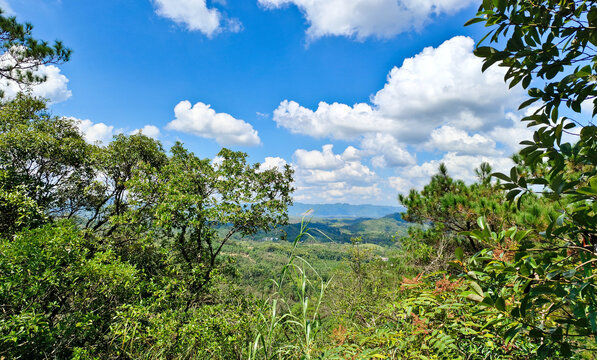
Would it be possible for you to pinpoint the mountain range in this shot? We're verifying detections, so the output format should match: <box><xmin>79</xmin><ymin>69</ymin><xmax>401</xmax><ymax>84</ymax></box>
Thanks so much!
<box><xmin>288</xmin><ymin>202</ymin><xmax>405</xmax><ymax>219</ymax></box>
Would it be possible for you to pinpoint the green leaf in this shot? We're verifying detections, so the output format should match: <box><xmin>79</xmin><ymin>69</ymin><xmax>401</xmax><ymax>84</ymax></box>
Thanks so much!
<box><xmin>455</xmin><ymin>247</ymin><xmax>464</xmax><ymax>261</ymax></box>
<box><xmin>518</xmin><ymin>97</ymin><xmax>540</xmax><ymax>109</ymax></box>
<box><xmin>466</xmin><ymin>293</ymin><xmax>484</xmax><ymax>302</ymax></box>
<box><xmin>495</xmin><ymin>297</ymin><xmax>506</xmax><ymax>312</ymax></box>
<box><xmin>464</xmin><ymin>18</ymin><xmax>487</xmax><ymax>26</ymax></box>
<box><xmin>470</xmin><ymin>281</ymin><xmax>484</xmax><ymax>297</ymax></box>
<box><xmin>560</xmin><ymin>342</ymin><xmax>572</xmax><ymax>357</ymax></box>
<box><xmin>504</xmin><ymin>324</ymin><xmax>522</xmax><ymax>345</ymax></box>
<box><xmin>492</xmin><ymin>172</ymin><xmax>511</xmax><ymax>182</ymax></box>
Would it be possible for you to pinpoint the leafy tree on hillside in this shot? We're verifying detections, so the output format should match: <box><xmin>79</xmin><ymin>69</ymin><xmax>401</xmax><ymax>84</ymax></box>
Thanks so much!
<box><xmin>84</xmin><ymin>133</ymin><xmax>168</xmax><ymax>234</ymax></box>
<box><xmin>126</xmin><ymin>143</ymin><xmax>294</xmax><ymax>295</ymax></box>
<box><xmin>0</xmin><ymin>95</ymin><xmax>92</xmax><ymax>236</ymax></box>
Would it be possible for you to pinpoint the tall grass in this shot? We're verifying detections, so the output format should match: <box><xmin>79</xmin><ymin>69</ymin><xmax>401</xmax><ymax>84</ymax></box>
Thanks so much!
<box><xmin>247</xmin><ymin>218</ymin><xmax>332</xmax><ymax>360</ymax></box>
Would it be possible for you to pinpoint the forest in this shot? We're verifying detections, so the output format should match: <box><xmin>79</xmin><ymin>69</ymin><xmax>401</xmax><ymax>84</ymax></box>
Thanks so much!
<box><xmin>0</xmin><ymin>0</ymin><xmax>596</xmax><ymax>359</ymax></box>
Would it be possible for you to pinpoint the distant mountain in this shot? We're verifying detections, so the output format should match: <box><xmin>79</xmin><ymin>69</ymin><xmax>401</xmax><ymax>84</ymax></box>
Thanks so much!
<box><xmin>288</xmin><ymin>202</ymin><xmax>405</xmax><ymax>219</ymax></box>
<box><xmin>241</xmin><ymin>212</ymin><xmax>410</xmax><ymax>245</ymax></box>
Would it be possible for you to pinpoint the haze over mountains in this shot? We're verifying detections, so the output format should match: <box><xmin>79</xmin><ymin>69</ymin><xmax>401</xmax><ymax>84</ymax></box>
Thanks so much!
<box><xmin>288</xmin><ymin>202</ymin><xmax>405</xmax><ymax>219</ymax></box>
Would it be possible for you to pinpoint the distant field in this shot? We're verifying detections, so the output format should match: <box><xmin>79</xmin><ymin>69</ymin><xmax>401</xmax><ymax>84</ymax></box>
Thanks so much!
<box><xmin>219</xmin><ymin>236</ymin><xmax>399</xmax><ymax>295</ymax></box>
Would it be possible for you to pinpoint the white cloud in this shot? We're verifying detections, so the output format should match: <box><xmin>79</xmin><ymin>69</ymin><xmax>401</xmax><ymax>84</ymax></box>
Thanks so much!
<box><xmin>73</xmin><ymin>118</ymin><xmax>115</xmax><ymax>144</ymax></box>
<box><xmin>290</xmin><ymin>145</ymin><xmax>382</xmax><ymax>204</ymax></box>
<box><xmin>273</xmin><ymin>37</ymin><xmax>518</xmax><ymax>144</ymax></box>
<box><xmin>361</xmin><ymin>133</ymin><xmax>415</xmax><ymax>167</ymax></box>
<box><xmin>166</xmin><ymin>100</ymin><xmax>261</xmax><ymax>146</ymax></box>
<box><xmin>153</xmin><ymin>0</ymin><xmax>241</xmax><ymax>36</ymax></box>
<box><xmin>273</xmin><ymin>100</ymin><xmax>381</xmax><ymax>140</ymax></box>
<box><xmin>298</xmin><ymin>160</ymin><xmax>375</xmax><ymax>185</ymax></box>
<box><xmin>258</xmin><ymin>0</ymin><xmax>476</xmax><ymax>40</ymax></box>
<box><xmin>270</xmin><ymin>37</ymin><xmax>535</xmax><ymax>204</ymax></box>
<box><xmin>294</xmin><ymin>182</ymin><xmax>382</xmax><ymax>204</ymax></box>
<box><xmin>130</xmin><ymin>125</ymin><xmax>161</xmax><ymax>139</ymax></box>
<box><xmin>372</xmin><ymin>36</ymin><xmax>517</xmax><ymax>139</ymax></box>
<box><xmin>293</xmin><ymin>145</ymin><xmax>376</xmax><ymax>184</ymax></box>
<box><xmin>259</xmin><ymin>156</ymin><xmax>288</xmax><ymax>172</ymax></box>
<box><xmin>426</xmin><ymin>125</ymin><xmax>497</xmax><ymax>155</ymax></box>
<box><xmin>341</xmin><ymin>145</ymin><xmax>361</xmax><ymax>161</ymax></box>
<box><xmin>402</xmin><ymin>152</ymin><xmax>514</xmax><ymax>186</ymax></box>
<box><xmin>294</xmin><ymin>144</ymin><xmax>344</xmax><ymax>170</ymax></box>
<box><xmin>388</xmin><ymin>176</ymin><xmax>414</xmax><ymax>195</ymax></box>
<box><xmin>0</xmin><ymin>56</ymin><xmax>71</xmax><ymax>104</ymax></box>
<box><xmin>488</xmin><ymin>112</ymin><xmax>535</xmax><ymax>155</ymax></box>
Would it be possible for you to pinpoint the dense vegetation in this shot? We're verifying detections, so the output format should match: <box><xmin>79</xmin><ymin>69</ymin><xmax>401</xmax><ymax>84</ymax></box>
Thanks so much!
<box><xmin>1</xmin><ymin>1</ymin><xmax>596</xmax><ymax>359</ymax></box>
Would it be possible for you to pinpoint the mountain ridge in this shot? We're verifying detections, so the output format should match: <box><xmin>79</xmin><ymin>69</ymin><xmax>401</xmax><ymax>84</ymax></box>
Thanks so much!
<box><xmin>289</xmin><ymin>202</ymin><xmax>405</xmax><ymax>219</ymax></box>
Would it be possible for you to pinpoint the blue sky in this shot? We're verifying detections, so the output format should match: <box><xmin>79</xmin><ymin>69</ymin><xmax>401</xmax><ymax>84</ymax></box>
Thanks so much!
<box><xmin>3</xmin><ymin>0</ymin><xmax>538</xmax><ymax>205</ymax></box>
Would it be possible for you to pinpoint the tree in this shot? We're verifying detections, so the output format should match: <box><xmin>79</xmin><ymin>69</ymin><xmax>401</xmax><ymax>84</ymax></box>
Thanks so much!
<box><xmin>84</xmin><ymin>133</ymin><xmax>168</xmax><ymax>234</ymax></box>
<box><xmin>461</xmin><ymin>1</ymin><xmax>597</xmax><ymax>356</ymax></box>
<box><xmin>401</xmin><ymin>163</ymin><xmax>510</xmax><ymax>252</ymax></box>
<box><xmin>127</xmin><ymin>143</ymin><xmax>294</xmax><ymax>296</ymax></box>
<box><xmin>0</xmin><ymin>94</ymin><xmax>93</xmax><ymax>236</ymax></box>
<box><xmin>398</xmin><ymin>162</ymin><xmax>557</xmax><ymax>271</ymax></box>
<box><xmin>0</xmin><ymin>7</ymin><xmax>71</xmax><ymax>92</ymax></box>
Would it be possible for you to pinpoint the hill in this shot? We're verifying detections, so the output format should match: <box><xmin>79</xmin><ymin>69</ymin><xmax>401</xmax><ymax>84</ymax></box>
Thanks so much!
<box><xmin>240</xmin><ymin>212</ymin><xmax>411</xmax><ymax>246</ymax></box>
<box><xmin>289</xmin><ymin>202</ymin><xmax>405</xmax><ymax>219</ymax></box>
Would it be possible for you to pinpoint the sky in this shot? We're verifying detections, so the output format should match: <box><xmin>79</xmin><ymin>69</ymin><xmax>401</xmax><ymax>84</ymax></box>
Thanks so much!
<box><xmin>1</xmin><ymin>0</ymin><xmax>547</xmax><ymax>205</ymax></box>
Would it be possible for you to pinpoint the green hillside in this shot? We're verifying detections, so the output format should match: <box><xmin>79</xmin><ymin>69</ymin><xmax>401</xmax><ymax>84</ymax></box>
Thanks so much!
<box><xmin>241</xmin><ymin>213</ymin><xmax>410</xmax><ymax>245</ymax></box>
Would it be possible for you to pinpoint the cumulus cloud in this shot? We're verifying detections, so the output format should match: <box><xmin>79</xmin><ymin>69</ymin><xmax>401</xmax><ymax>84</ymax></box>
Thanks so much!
<box><xmin>388</xmin><ymin>176</ymin><xmax>414</xmax><ymax>195</ymax></box>
<box><xmin>294</xmin><ymin>182</ymin><xmax>382</xmax><ymax>204</ymax></box>
<box><xmin>166</xmin><ymin>101</ymin><xmax>260</xmax><ymax>146</ymax></box>
<box><xmin>273</xmin><ymin>36</ymin><xmax>524</xmax><ymax>193</ymax></box>
<box><xmin>130</xmin><ymin>125</ymin><xmax>161</xmax><ymax>139</ymax></box>
<box><xmin>153</xmin><ymin>0</ymin><xmax>241</xmax><ymax>36</ymax></box>
<box><xmin>293</xmin><ymin>145</ymin><xmax>377</xmax><ymax>184</ymax></box>
<box><xmin>289</xmin><ymin>145</ymin><xmax>382</xmax><ymax>203</ymax></box>
<box><xmin>402</xmin><ymin>152</ymin><xmax>515</xmax><ymax>187</ymax></box>
<box><xmin>293</xmin><ymin>145</ymin><xmax>376</xmax><ymax>184</ymax></box>
<box><xmin>259</xmin><ymin>156</ymin><xmax>288</xmax><ymax>172</ymax></box>
<box><xmin>299</xmin><ymin>160</ymin><xmax>375</xmax><ymax>185</ymax></box>
<box><xmin>258</xmin><ymin>0</ymin><xmax>476</xmax><ymax>40</ymax></box>
<box><xmin>361</xmin><ymin>133</ymin><xmax>415</xmax><ymax>167</ymax></box>
<box><xmin>0</xmin><ymin>60</ymin><xmax>71</xmax><ymax>104</ymax></box>
<box><xmin>294</xmin><ymin>144</ymin><xmax>344</xmax><ymax>170</ymax></box>
<box><xmin>425</xmin><ymin>125</ymin><xmax>497</xmax><ymax>155</ymax></box>
<box><xmin>273</xmin><ymin>100</ymin><xmax>384</xmax><ymax>140</ymax></box>
<box><xmin>73</xmin><ymin>118</ymin><xmax>116</xmax><ymax>144</ymax></box>
<box><xmin>273</xmin><ymin>37</ymin><xmax>518</xmax><ymax>144</ymax></box>
<box><xmin>266</xmin><ymin>40</ymin><xmax>534</xmax><ymax>204</ymax></box>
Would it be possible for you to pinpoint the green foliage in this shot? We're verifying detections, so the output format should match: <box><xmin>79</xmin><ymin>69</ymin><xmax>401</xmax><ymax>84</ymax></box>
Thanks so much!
<box><xmin>0</xmin><ymin>95</ymin><xmax>93</xmax><ymax>223</ymax></box>
<box><xmin>0</xmin><ymin>7</ymin><xmax>71</xmax><ymax>90</ymax></box>
<box><xmin>0</xmin><ymin>222</ymin><xmax>139</xmax><ymax>358</ymax></box>
<box><xmin>0</xmin><ymin>93</ymin><xmax>295</xmax><ymax>358</ymax></box>
<box><xmin>125</xmin><ymin>141</ymin><xmax>294</xmax><ymax>295</ymax></box>
<box><xmin>463</xmin><ymin>1</ymin><xmax>597</xmax><ymax>356</ymax></box>
<box><xmin>0</xmin><ymin>169</ymin><xmax>45</xmax><ymax>236</ymax></box>
<box><xmin>322</xmin><ymin>272</ymin><xmax>538</xmax><ymax>359</ymax></box>
<box><xmin>399</xmin><ymin>162</ymin><xmax>510</xmax><ymax>252</ymax></box>
<box><xmin>460</xmin><ymin>220</ymin><xmax>597</xmax><ymax>357</ymax></box>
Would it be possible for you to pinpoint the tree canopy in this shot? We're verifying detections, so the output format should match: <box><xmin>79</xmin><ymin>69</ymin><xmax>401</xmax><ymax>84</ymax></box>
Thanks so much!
<box><xmin>0</xmin><ymin>8</ymin><xmax>71</xmax><ymax>91</ymax></box>
<box><xmin>456</xmin><ymin>0</ymin><xmax>597</xmax><ymax>356</ymax></box>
